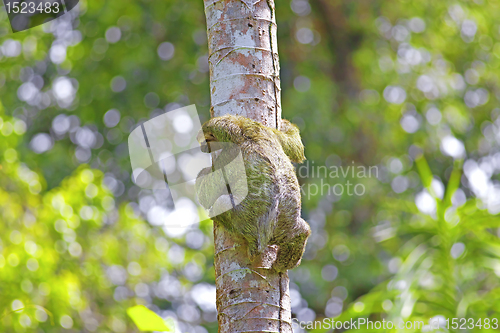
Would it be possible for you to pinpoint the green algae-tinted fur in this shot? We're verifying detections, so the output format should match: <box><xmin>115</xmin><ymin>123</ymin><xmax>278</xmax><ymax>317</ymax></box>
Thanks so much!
<box><xmin>196</xmin><ymin>115</ymin><xmax>311</xmax><ymax>272</ymax></box>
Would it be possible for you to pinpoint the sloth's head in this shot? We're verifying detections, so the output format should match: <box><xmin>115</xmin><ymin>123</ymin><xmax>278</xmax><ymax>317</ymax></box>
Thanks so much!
<box><xmin>197</xmin><ymin>115</ymin><xmax>261</xmax><ymax>147</ymax></box>
<box><xmin>196</xmin><ymin>115</ymin><xmax>242</xmax><ymax>154</ymax></box>
<box><xmin>197</xmin><ymin>115</ymin><xmax>305</xmax><ymax>163</ymax></box>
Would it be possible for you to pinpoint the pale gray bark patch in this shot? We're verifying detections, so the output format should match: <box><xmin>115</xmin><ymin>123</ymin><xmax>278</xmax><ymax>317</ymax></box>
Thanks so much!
<box><xmin>205</xmin><ymin>0</ymin><xmax>281</xmax><ymax>129</ymax></box>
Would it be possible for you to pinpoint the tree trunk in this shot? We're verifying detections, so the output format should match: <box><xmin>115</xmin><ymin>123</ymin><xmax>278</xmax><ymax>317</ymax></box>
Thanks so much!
<box><xmin>203</xmin><ymin>0</ymin><xmax>292</xmax><ymax>332</ymax></box>
<box><xmin>311</xmin><ymin>0</ymin><xmax>363</xmax><ymax>102</ymax></box>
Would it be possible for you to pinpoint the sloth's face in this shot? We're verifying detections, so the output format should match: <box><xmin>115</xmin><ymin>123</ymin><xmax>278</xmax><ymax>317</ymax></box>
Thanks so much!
<box><xmin>197</xmin><ymin>128</ymin><xmax>216</xmax><ymax>151</ymax></box>
<box><xmin>203</xmin><ymin>133</ymin><xmax>222</xmax><ymax>158</ymax></box>
<box><xmin>198</xmin><ymin>130</ymin><xmax>222</xmax><ymax>156</ymax></box>
<box><xmin>204</xmin><ymin>133</ymin><xmax>217</xmax><ymax>143</ymax></box>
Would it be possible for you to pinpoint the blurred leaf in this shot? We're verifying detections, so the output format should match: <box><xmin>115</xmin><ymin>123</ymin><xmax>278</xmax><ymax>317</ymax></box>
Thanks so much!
<box><xmin>414</xmin><ymin>155</ymin><xmax>433</xmax><ymax>190</ymax></box>
<box><xmin>443</xmin><ymin>160</ymin><xmax>463</xmax><ymax>208</ymax></box>
<box><xmin>126</xmin><ymin>305</ymin><xmax>174</xmax><ymax>332</ymax></box>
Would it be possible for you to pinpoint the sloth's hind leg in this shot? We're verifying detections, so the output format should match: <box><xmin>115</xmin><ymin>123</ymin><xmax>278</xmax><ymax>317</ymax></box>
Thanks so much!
<box><xmin>274</xmin><ymin>218</ymin><xmax>311</xmax><ymax>272</ymax></box>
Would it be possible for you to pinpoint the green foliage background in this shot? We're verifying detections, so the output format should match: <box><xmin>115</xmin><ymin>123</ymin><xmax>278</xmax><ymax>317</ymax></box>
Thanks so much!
<box><xmin>1</xmin><ymin>0</ymin><xmax>500</xmax><ymax>332</ymax></box>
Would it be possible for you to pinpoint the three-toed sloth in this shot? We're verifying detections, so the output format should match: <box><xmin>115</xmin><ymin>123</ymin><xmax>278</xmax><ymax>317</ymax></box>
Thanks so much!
<box><xmin>195</xmin><ymin>115</ymin><xmax>311</xmax><ymax>272</ymax></box>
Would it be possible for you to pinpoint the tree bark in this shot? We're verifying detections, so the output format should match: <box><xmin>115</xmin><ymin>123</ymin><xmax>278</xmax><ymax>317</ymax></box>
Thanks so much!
<box><xmin>203</xmin><ymin>0</ymin><xmax>292</xmax><ymax>332</ymax></box>
<box><xmin>205</xmin><ymin>0</ymin><xmax>281</xmax><ymax>129</ymax></box>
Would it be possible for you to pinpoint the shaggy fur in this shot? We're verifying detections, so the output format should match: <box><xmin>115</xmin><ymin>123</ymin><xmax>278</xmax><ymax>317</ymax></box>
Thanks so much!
<box><xmin>195</xmin><ymin>115</ymin><xmax>311</xmax><ymax>272</ymax></box>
